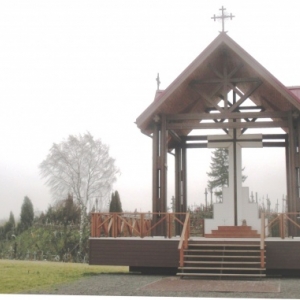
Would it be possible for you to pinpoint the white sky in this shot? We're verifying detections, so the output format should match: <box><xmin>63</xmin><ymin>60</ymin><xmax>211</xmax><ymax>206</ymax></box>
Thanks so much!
<box><xmin>1</xmin><ymin>0</ymin><xmax>300</xmax><ymax>221</ymax></box>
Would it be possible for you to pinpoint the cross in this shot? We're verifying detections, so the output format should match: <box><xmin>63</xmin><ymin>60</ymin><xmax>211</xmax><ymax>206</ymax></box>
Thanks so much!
<box><xmin>208</xmin><ymin>126</ymin><xmax>262</xmax><ymax>225</ymax></box>
<box><xmin>156</xmin><ymin>73</ymin><xmax>161</xmax><ymax>90</ymax></box>
<box><xmin>211</xmin><ymin>6</ymin><xmax>235</xmax><ymax>33</ymax></box>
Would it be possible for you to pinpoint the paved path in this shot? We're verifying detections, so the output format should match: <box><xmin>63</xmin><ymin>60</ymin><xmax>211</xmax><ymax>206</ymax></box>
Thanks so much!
<box><xmin>30</xmin><ymin>274</ymin><xmax>300</xmax><ymax>298</ymax></box>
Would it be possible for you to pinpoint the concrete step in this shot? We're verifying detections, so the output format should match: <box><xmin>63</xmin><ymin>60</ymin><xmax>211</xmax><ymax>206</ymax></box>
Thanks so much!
<box><xmin>184</xmin><ymin>261</ymin><xmax>263</xmax><ymax>265</ymax></box>
<box><xmin>216</xmin><ymin>226</ymin><xmax>254</xmax><ymax>231</ymax></box>
<box><xmin>188</xmin><ymin>243</ymin><xmax>263</xmax><ymax>248</ymax></box>
<box><xmin>184</xmin><ymin>255</ymin><xmax>264</xmax><ymax>259</ymax></box>
<box><xmin>184</xmin><ymin>249</ymin><xmax>262</xmax><ymax>253</ymax></box>
<box><xmin>178</xmin><ymin>240</ymin><xmax>266</xmax><ymax>279</ymax></box>
<box><xmin>205</xmin><ymin>225</ymin><xmax>261</xmax><ymax>238</ymax></box>
<box><xmin>178</xmin><ymin>267</ymin><xmax>266</xmax><ymax>271</ymax></box>
<box><xmin>176</xmin><ymin>272</ymin><xmax>266</xmax><ymax>277</ymax></box>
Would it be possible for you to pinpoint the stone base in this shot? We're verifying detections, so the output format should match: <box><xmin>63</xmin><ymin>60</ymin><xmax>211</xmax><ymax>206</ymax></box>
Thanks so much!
<box><xmin>205</xmin><ymin>225</ymin><xmax>260</xmax><ymax>238</ymax></box>
<box><xmin>205</xmin><ymin>186</ymin><xmax>266</xmax><ymax>235</ymax></box>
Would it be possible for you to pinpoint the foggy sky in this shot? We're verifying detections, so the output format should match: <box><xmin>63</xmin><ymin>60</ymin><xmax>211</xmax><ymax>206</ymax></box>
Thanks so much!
<box><xmin>1</xmin><ymin>0</ymin><xmax>299</xmax><ymax>221</ymax></box>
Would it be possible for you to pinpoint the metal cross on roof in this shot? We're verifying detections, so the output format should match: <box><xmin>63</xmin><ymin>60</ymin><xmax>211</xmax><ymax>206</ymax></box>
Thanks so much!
<box><xmin>156</xmin><ymin>73</ymin><xmax>161</xmax><ymax>90</ymax></box>
<box><xmin>211</xmin><ymin>6</ymin><xmax>235</xmax><ymax>33</ymax></box>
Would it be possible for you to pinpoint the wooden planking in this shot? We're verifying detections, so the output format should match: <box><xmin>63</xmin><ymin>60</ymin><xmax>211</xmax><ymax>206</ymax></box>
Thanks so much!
<box><xmin>167</xmin><ymin>111</ymin><xmax>288</xmax><ymax>121</ymax></box>
<box><xmin>167</xmin><ymin>121</ymin><xmax>287</xmax><ymax>131</ymax></box>
<box><xmin>89</xmin><ymin>239</ymin><xmax>179</xmax><ymax>267</ymax></box>
<box><xmin>89</xmin><ymin>238</ymin><xmax>300</xmax><ymax>272</ymax></box>
<box><xmin>265</xmin><ymin>241</ymin><xmax>300</xmax><ymax>269</ymax></box>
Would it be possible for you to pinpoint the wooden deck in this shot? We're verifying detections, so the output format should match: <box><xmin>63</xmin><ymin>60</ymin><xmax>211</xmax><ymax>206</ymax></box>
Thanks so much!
<box><xmin>89</xmin><ymin>212</ymin><xmax>300</xmax><ymax>276</ymax></box>
<box><xmin>89</xmin><ymin>237</ymin><xmax>300</xmax><ymax>275</ymax></box>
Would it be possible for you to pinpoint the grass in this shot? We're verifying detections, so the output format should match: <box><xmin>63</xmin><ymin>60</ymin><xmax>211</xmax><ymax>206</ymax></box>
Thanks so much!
<box><xmin>0</xmin><ymin>259</ymin><xmax>128</xmax><ymax>294</ymax></box>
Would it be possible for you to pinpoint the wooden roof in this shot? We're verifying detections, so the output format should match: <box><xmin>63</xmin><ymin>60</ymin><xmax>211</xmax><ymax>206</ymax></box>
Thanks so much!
<box><xmin>136</xmin><ymin>33</ymin><xmax>300</xmax><ymax>135</ymax></box>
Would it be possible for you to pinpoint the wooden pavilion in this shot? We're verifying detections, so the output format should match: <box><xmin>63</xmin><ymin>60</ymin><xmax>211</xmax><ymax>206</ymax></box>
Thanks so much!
<box><xmin>89</xmin><ymin>32</ymin><xmax>300</xmax><ymax>278</ymax></box>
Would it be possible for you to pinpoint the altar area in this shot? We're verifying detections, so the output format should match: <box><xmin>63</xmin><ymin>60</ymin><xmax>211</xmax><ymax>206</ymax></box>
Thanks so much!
<box><xmin>90</xmin><ymin>8</ymin><xmax>300</xmax><ymax>277</ymax></box>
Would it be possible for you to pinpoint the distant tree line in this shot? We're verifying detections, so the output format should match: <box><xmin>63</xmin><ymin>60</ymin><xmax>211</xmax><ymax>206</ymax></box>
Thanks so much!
<box><xmin>0</xmin><ymin>196</ymin><xmax>35</xmax><ymax>240</ymax></box>
<box><xmin>0</xmin><ymin>191</ymin><xmax>123</xmax><ymax>261</ymax></box>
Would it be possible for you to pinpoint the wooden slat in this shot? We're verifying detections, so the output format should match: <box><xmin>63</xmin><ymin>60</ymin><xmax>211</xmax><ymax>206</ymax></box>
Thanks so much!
<box><xmin>178</xmin><ymin>267</ymin><xmax>266</xmax><ymax>271</ymax></box>
<box><xmin>184</xmin><ymin>249</ymin><xmax>261</xmax><ymax>253</ymax></box>
<box><xmin>188</xmin><ymin>243</ymin><xmax>261</xmax><ymax>247</ymax></box>
<box><xmin>167</xmin><ymin>121</ymin><xmax>287</xmax><ymax>130</ymax></box>
<box><xmin>184</xmin><ymin>255</ymin><xmax>264</xmax><ymax>259</ymax></box>
<box><xmin>229</xmin><ymin>80</ymin><xmax>262</xmax><ymax>112</ymax></box>
<box><xmin>177</xmin><ymin>273</ymin><xmax>266</xmax><ymax>277</ymax></box>
<box><xmin>184</xmin><ymin>261</ymin><xmax>262</xmax><ymax>265</ymax></box>
<box><xmin>167</xmin><ymin>111</ymin><xmax>288</xmax><ymax>121</ymax></box>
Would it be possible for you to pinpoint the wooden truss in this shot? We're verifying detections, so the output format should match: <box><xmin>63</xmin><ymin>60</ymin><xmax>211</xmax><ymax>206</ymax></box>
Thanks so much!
<box><xmin>151</xmin><ymin>66</ymin><xmax>300</xmax><ymax>236</ymax></box>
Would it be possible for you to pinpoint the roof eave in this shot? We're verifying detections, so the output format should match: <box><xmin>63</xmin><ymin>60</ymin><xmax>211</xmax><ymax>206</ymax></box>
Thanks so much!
<box><xmin>136</xmin><ymin>33</ymin><xmax>228</xmax><ymax>132</ymax></box>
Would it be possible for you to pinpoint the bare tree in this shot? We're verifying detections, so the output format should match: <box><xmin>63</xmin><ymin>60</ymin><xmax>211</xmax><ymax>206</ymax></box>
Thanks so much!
<box><xmin>39</xmin><ymin>132</ymin><xmax>119</xmax><ymax>254</ymax></box>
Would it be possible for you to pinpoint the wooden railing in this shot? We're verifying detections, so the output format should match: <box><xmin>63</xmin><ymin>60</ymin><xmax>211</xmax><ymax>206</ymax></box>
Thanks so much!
<box><xmin>90</xmin><ymin>212</ymin><xmax>187</xmax><ymax>238</ymax></box>
<box><xmin>265</xmin><ymin>212</ymin><xmax>300</xmax><ymax>239</ymax></box>
<box><xmin>260</xmin><ymin>212</ymin><xmax>300</xmax><ymax>267</ymax></box>
<box><xmin>260</xmin><ymin>212</ymin><xmax>265</xmax><ymax>268</ymax></box>
<box><xmin>178</xmin><ymin>212</ymin><xmax>190</xmax><ymax>268</ymax></box>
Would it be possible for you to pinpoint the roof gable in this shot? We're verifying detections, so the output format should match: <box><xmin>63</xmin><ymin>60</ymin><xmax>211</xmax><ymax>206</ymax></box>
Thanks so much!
<box><xmin>136</xmin><ymin>33</ymin><xmax>300</xmax><ymax>134</ymax></box>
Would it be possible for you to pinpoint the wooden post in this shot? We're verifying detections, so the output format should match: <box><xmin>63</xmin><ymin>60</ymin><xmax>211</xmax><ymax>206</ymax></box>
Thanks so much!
<box><xmin>282</xmin><ymin>213</ymin><xmax>285</xmax><ymax>239</ymax></box>
<box><xmin>90</xmin><ymin>213</ymin><xmax>94</xmax><ymax>237</ymax></box>
<box><xmin>260</xmin><ymin>212</ymin><xmax>265</xmax><ymax>268</ymax></box>
<box><xmin>279</xmin><ymin>213</ymin><xmax>282</xmax><ymax>239</ymax></box>
<box><xmin>167</xmin><ymin>213</ymin><xmax>172</xmax><ymax>238</ymax></box>
<box><xmin>140</xmin><ymin>213</ymin><xmax>144</xmax><ymax>238</ymax></box>
<box><xmin>152</xmin><ymin>115</ymin><xmax>168</xmax><ymax>236</ymax></box>
<box><xmin>160</xmin><ymin>115</ymin><xmax>168</xmax><ymax>236</ymax></box>
<box><xmin>287</xmin><ymin>112</ymin><xmax>297</xmax><ymax>236</ymax></box>
<box><xmin>182</xmin><ymin>147</ymin><xmax>187</xmax><ymax>213</ymax></box>
<box><xmin>113</xmin><ymin>214</ymin><xmax>117</xmax><ymax>238</ymax></box>
<box><xmin>118</xmin><ymin>214</ymin><xmax>122</xmax><ymax>236</ymax></box>
<box><xmin>152</xmin><ymin>123</ymin><xmax>159</xmax><ymax>236</ymax></box>
<box><xmin>175</xmin><ymin>147</ymin><xmax>182</xmax><ymax>236</ymax></box>
<box><xmin>179</xmin><ymin>247</ymin><xmax>184</xmax><ymax>267</ymax></box>
<box><xmin>188</xmin><ymin>215</ymin><xmax>190</xmax><ymax>240</ymax></box>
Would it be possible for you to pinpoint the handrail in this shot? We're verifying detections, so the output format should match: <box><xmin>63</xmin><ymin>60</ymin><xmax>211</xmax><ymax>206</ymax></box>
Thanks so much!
<box><xmin>178</xmin><ymin>212</ymin><xmax>190</xmax><ymax>268</ymax></box>
<box><xmin>260</xmin><ymin>212</ymin><xmax>265</xmax><ymax>268</ymax></box>
<box><xmin>90</xmin><ymin>212</ymin><xmax>188</xmax><ymax>238</ymax></box>
<box><xmin>265</xmin><ymin>212</ymin><xmax>300</xmax><ymax>239</ymax></box>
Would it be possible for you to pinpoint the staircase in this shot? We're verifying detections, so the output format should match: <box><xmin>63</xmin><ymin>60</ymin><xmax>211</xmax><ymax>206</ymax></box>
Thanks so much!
<box><xmin>177</xmin><ymin>240</ymin><xmax>266</xmax><ymax>278</ymax></box>
<box><xmin>205</xmin><ymin>226</ymin><xmax>260</xmax><ymax>238</ymax></box>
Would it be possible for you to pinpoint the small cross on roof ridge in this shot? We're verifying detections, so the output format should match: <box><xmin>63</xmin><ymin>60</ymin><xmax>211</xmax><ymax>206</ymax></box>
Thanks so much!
<box><xmin>211</xmin><ymin>6</ymin><xmax>235</xmax><ymax>33</ymax></box>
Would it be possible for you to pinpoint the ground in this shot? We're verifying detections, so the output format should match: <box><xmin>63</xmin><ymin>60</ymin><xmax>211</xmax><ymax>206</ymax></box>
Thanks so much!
<box><xmin>26</xmin><ymin>274</ymin><xmax>300</xmax><ymax>298</ymax></box>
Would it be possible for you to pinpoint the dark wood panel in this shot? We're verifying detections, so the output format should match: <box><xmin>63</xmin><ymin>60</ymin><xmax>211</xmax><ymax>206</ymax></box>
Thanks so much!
<box><xmin>90</xmin><ymin>238</ymin><xmax>300</xmax><ymax>271</ymax></box>
<box><xmin>167</xmin><ymin>121</ymin><xmax>287</xmax><ymax>130</ymax></box>
<box><xmin>265</xmin><ymin>241</ymin><xmax>300</xmax><ymax>269</ymax></box>
<box><xmin>89</xmin><ymin>238</ymin><xmax>179</xmax><ymax>267</ymax></box>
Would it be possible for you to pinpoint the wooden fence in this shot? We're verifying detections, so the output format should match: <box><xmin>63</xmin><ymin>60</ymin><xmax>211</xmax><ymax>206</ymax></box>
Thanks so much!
<box><xmin>90</xmin><ymin>212</ymin><xmax>189</xmax><ymax>238</ymax></box>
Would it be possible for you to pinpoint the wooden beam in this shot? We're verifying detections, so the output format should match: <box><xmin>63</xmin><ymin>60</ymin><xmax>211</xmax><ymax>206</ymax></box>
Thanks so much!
<box><xmin>181</xmin><ymin>134</ymin><xmax>286</xmax><ymax>142</ymax></box>
<box><xmin>184</xmin><ymin>143</ymin><xmax>208</xmax><ymax>149</ymax></box>
<box><xmin>208</xmin><ymin>63</ymin><xmax>223</xmax><ymax>79</ymax></box>
<box><xmin>262</xmin><ymin>134</ymin><xmax>287</xmax><ymax>140</ymax></box>
<box><xmin>229</xmin><ymin>80</ymin><xmax>262</xmax><ymax>112</ymax></box>
<box><xmin>182</xmin><ymin>135</ymin><xmax>207</xmax><ymax>141</ymax></box>
<box><xmin>262</xmin><ymin>142</ymin><xmax>286</xmax><ymax>147</ymax></box>
<box><xmin>190</xmin><ymin>82</ymin><xmax>224</xmax><ymax>112</ymax></box>
<box><xmin>207</xmin><ymin>105</ymin><xmax>265</xmax><ymax>112</ymax></box>
<box><xmin>169</xmin><ymin>130</ymin><xmax>183</xmax><ymax>144</ymax></box>
<box><xmin>192</xmin><ymin>77</ymin><xmax>261</xmax><ymax>85</ymax></box>
<box><xmin>181</xmin><ymin>142</ymin><xmax>286</xmax><ymax>149</ymax></box>
<box><xmin>167</xmin><ymin>121</ymin><xmax>287</xmax><ymax>130</ymax></box>
<box><xmin>167</xmin><ymin>111</ymin><xmax>288</xmax><ymax>121</ymax></box>
<box><xmin>227</xmin><ymin>62</ymin><xmax>244</xmax><ymax>78</ymax></box>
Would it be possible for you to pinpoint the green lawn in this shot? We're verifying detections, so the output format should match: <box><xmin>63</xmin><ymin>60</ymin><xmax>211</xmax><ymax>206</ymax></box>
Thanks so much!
<box><xmin>0</xmin><ymin>259</ymin><xmax>128</xmax><ymax>294</ymax></box>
